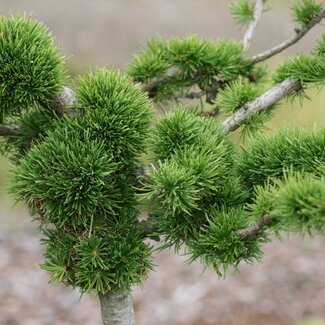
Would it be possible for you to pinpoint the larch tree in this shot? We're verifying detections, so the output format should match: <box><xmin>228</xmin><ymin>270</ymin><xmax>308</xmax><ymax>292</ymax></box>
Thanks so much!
<box><xmin>0</xmin><ymin>0</ymin><xmax>325</xmax><ymax>324</ymax></box>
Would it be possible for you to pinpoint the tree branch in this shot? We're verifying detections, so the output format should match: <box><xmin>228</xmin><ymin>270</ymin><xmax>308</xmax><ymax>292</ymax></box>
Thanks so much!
<box><xmin>0</xmin><ymin>124</ymin><xmax>21</xmax><ymax>137</ymax></box>
<box><xmin>99</xmin><ymin>291</ymin><xmax>135</xmax><ymax>325</ymax></box>
<box><xmin>252</xmin><ymin>7</ymin><xmax>325</xmax><ymax>63</ymax></box>
<box><xmin>0</xmin><ymin>86</ymin><xmax>79</xmax><ymax>139</ymax></box>
<box><xmin>243</xmin><ymin>0</ymin><xmax>265</xmax><ymax>52</ymax></box>
<box><xmin>141</xmin><ymin>67</ymin><xmax>180</xmax><ymax>96</ymax></box>
<box><xmin>236</xmin><ymin>215</ymin><xmax>274</xmax><ymax>237</ymax></box>
<box><xmin>221</xmin><ymin>78</ymin><xmax>302</xmax><ymax>132</ymax></box>
<box><xmin>49</xmin><ymin>86</ymin><xmax>80</xmax><ymax>115</ymax></box>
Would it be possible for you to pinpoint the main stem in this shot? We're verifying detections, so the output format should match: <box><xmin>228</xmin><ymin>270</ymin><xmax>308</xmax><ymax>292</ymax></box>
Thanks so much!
<box><xmin>99</xmin><ymin>291</ymin><xmax>135</xmax><ymax>325</ymax></box>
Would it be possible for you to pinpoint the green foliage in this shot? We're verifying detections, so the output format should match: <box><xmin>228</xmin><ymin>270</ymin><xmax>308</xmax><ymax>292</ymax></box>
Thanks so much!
<box><xmin>9</xmin><ymin>67</ymin><xmax>155</xmax><ymax>294</ymax></box>
<box><xmin>141</xmin><ymin>108</ymin><xmax>248</xmax><ymax>250</ymax></box>
<box><xmin>0</xmin><ymin>15</ymin><xmax>65</xmax><ymax>121</ymax></box>
<box><xmin>128</xmin><ymin>35</ymin><xmax>252</xmax><ymax>101</ymax></box>
<box><xmin>230</xmin><ymin>0</ymin><xmax>255</xmax><ymax>26</ymax></box>
<box><xmin>41</xmin><ymin>218</ymin><xmax>153</xmax><ymax>294</ymax></box>
<box><xmin>273</xmin><ymin>175</ymin><xmax>325</xmax><ymax>233</ymax></box>
<box><xmin>144</xmin><ymin>162</ymin><xmax>200</xmax><ymax>216</ymax></box>
<box><xmin>216</xmin><ymin>79</ymin><xmax>261</xmax><ymax>116</ymax></box>
<box><xmin>314</xmin><ymin>34</ymin><xmax>325</xmax><ymax>57</ymax></box>
<box><xmin>249</xmin><ymin>174</ymin><xmax>325</xmax><ymax>234</ymax></box>
<box><xmin>273</xmin><ymin>53</ymin><xmax>325</xmax><ymax>86</ymax></box>
<box><xmin>2</xmin><ymin>108</ymin><xmax>60</xmax><ymax>159</ymax></box>
<box><xmin>3</xmin><ymin>6</ymin><xmax>325</xmax><ymax>296</ymax></box>
<box><xmin>127</xmin><ymin>38</ymin><xmax>170</xmax><ymax>83</ymax></box>
<box><xmin>216</xmin><ymin>79</ymin><xmax>274</xmax><ymax>138</ymax></box>
<box><xmin>149</xmin><ymin>107</ymin><xmax>233</xmax><ymax>161</ymax></box>
<box><xmin>188</xmin><ymin>207</ymin><xmax>267</xmax><ymax>276</ymax></box>
<box><xmin>76</xmin><ymin>68</ymin><xmax>152</xmax><ymax>169</ymax></box>
<box><xmin>10</xmin><ymin>130</ymin><xmax>119</xmax><ymax>228</ymax></box>
<box><xmin>292</xmin><ymin>0</ymin><xmax>323</xmax><ymax>27</ymax></box>
<box><xmin>235</xmin><ymin>128</ymin><xmax>325</xmax><ymax>192</ymax></box>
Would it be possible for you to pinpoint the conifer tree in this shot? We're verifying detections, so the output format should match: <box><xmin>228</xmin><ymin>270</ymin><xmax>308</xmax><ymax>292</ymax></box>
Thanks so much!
<box><xmin>0</xmin><ymin>1</ymin><xmax>325</xmax><ymax>324</ymax></box>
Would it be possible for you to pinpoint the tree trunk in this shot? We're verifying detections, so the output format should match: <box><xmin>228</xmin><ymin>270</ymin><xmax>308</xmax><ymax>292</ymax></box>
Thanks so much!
<box><xmin>99</xmin><ymin>291</ymin><xmax>135</xmax><ymax>325</ymax></box>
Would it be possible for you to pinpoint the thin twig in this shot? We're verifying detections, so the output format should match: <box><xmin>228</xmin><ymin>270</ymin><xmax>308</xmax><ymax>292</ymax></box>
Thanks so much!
<box><xmin>252</xmin><ymin>7</ymin><xmax>325</xmax><ymax>63</ymax></box>
<box><xmin>243</xmin><ymin>0</ymin><xmax>265</xmax><ymax>52</ymax></box>
<box><xmin>0</xmin><ymin>86</ymin><xmax>78</xmax><ymax>139</ymax></box>
<box><xmin>222</xmin><ymin>78</ymin><xmax>302</xmax><ymax>132</ymax></box>
<box><xmin>88</xmin><ymin>213</ymin><xmax>94</xmax><ymax>238</ymax></box>
<box><xmin>236</xmin><ymin>215</ymin><xmax>274</xmax><ymax>237</ymax></box>
<box><xmin>141</xmin><ymin>67</ymin><xmax>180</xmax><ymax>96</ymax></box>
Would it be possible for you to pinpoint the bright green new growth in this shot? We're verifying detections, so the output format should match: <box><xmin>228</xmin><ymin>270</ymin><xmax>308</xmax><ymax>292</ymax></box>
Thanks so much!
<box><xmin>249</xmin><ymin>174</ymin><xmax>325</xmax><ymax>234</ymax></box>
<box><xmin>76</xmin><ymin>69</ymin><xmax>153</xmax><ymax>169</ymax></box>
<box><xmin>128</xmin><ymin>35</ymin><xmax>253</xmax><ymax>101</ymax></box>
<box><xmin>215</xmin><ymin>79</ymin><xmax>274</xmax><ymax>137</ymax></box>
<box><xmin>314</xmin><ymin>34</ymin><xmax>325</xmax><ymax>57</ymax></box>
<box><xmin>216</xmin><ymin>79</ymin><xmax>262</xmax><ymax>116</ymax></box>
<box><xmin>292</xmin><ymin>0</ymin><xmax>323</xmax><ymax>27</ymax></box>
<box><xmin>187</xmin><ymin>207</ymin><xmax>267</xmax><ymax>276</ymax></box>
<box><xmin>0</xmin><ymin>15</ymin><xmax>65</xmax><ymax>121</ymax></box>
<box><xmin>229</xmin><ymin>0</ymin><xmax>256</xmax><ymax>26</ymax></box>
<box><xmin>235</xmin><ymin>128</ymin><xmax>325</xmax><ymax>191</ymax></box>
<box><xmin>274</xmin><ymin>34</ymin><xmax>325</xmax><ymax>87</ymax></box>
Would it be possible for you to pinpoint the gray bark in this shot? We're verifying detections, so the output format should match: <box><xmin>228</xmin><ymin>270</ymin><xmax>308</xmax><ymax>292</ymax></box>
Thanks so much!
<box><xmin>252</xmin><ymin>7</ymin><xmax>325</xmax><ymax>63</ymax></box>
<box><xmin>242</xmin><ymin>0</ymin><xmax>265</xmax><ymax>52</ymax></box>
<box><xmin>99</xmin><ymin>291</ymin><xmax>135</xmax><ymax>325</ymax></box>
<box><xmin>222</xmin><ymin>79</ymin><xmax>302</xmax><ymax>132</ymax></box>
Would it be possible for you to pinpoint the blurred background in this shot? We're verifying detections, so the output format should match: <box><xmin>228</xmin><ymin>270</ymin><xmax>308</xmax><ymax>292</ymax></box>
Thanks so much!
<box><xmin>0</xmin><ymin>0</ymin><xmax>325</xmax><ymax>324</ymax></box>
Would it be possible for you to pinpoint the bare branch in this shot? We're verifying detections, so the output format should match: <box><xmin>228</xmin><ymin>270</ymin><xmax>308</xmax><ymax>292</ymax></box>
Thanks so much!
<box><xmin>49</xmin><ymin>86</ymin><xmax>80</xmax><ymax>115</ymax></box>
<box><xmin>141</xmin><ymin>67</ymin><xmax>180</xmax><ymax>96</ymax></box>
<box><xmin>222</xmin><ymin>78</ymin><xmax>302</xmax><ymax>132</ymax></box>
<box><xmin>236</xmin><ymin>215</ymin><xmax>274</xmax><ymax>237</ymax></box>
<box><xmin>252</xmin><ymin>7</ymin><xmax>325</xmax><ymax>63</ymax></box>
<box><xmin>0</xmin><ymin>124</ymin><xmax>21</xmax><ymax>137</ymax></box>
<box><xmin>243</xmin><ymin>0</ymin><xmax>265</xmax><ymax>52</ymax></box>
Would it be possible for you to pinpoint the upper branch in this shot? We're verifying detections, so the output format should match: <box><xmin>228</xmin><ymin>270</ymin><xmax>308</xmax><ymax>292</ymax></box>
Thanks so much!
<box><xmin>252</xmin><ymin>7</ymin><xmax>325</xmax><ymax>63</ymax></box>
<box><xmin>221</xmin><ymin>78</ymin><xmax>302</xmax><ymax>132</ymax></box>
<box><xmin>243</xmin><ymin>0</ymin><xmax>265</xmax><ymax>52</ymax></box>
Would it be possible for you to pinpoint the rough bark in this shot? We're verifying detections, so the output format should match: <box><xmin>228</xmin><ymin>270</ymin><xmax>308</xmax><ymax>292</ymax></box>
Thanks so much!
<box><xmin>252</xmin><ymin>7</ymin><xmax>325</xmax><ymax>63</ymax></box>
<box><xmin>0</xmin><ymin>124</ymin><xmax>21</xmax><ymax>137</ymax></box>
<box><xmin>242</xmin><ymin>0</ymin><xmax>265</xmax><ymax>52</ymax></box>
<box><xmin>99</xmin><ymin>291</ymin><xmax>135</xmax><ymax>325</ymax></box>
<box><xmin>236</xmin><ymin>215</ymin><xmax>274</xmax><ymax>237</ymax></box>
<box><xmin>222</xmin><ymin>79</ymin><xmax>302</xmax><ymax>132</ymax></box>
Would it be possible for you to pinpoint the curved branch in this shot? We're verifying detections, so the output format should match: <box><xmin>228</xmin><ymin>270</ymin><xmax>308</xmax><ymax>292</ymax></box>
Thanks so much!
<box><xmin>252</xmin><ymin>7</ymin><xmax>325</xmax><ymax>63</ymax></box>
<box><xmin>0</xmin><ymin>87</ymin><xmax>79</xmax><ymax>139</ymax></box>
<box><xmin>236</xmin><ymin>215</ymin><xmax>274</xmax><ymax>237</ymax></box>
<box><xmin>222</xmin><ymin>78</ymin><xmax>302</xmax><ymax>132</ymax></box>
<box><xmin>243</xmin><ymin>0</ymin><xmax>265</xmax><ymax>52</ymax></box>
